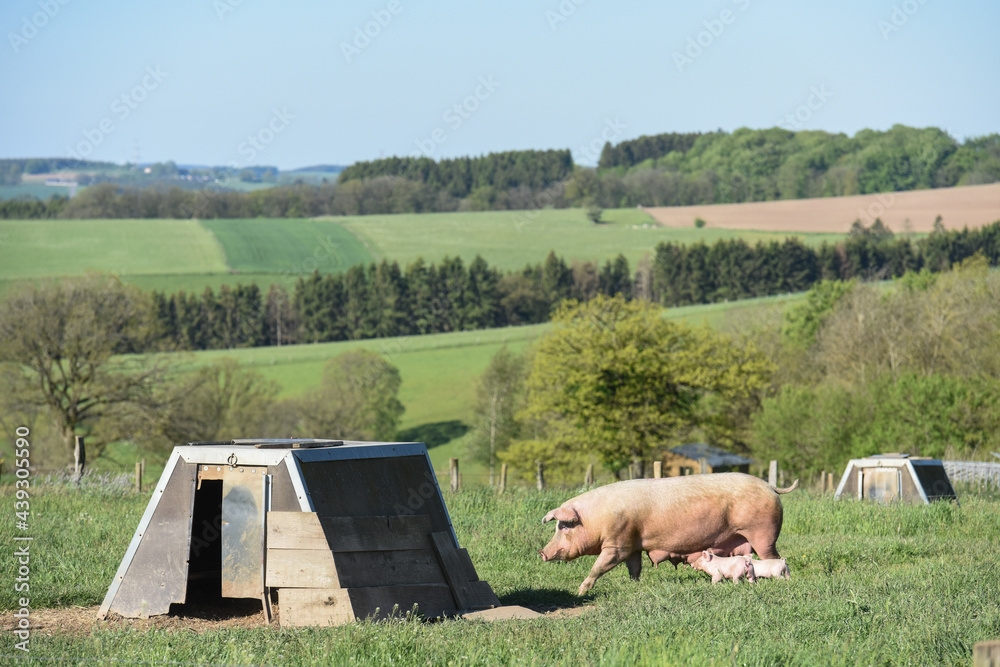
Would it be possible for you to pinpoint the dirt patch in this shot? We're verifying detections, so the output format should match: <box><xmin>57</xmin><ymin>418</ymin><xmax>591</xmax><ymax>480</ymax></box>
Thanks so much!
<box><xmin>2</xmin><ymin>600</ymin><xmax>589</xmax><ymax>636</ymax></box>
<box><xmin>1</xmin><ymin>600</ymin><xmax>271</xmax><ymax>637</ymax></box>
<box><xmin>643</xmin><ymin>182</ymin><xmax>1000</xmax><ymax>233</ymax></box>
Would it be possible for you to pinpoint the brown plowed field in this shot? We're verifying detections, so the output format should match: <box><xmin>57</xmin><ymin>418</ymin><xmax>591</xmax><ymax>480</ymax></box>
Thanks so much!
<box><xmin>644</xmin><ymin>182</ymin><xmax>1000</xmax><ymax>233</ymax></box>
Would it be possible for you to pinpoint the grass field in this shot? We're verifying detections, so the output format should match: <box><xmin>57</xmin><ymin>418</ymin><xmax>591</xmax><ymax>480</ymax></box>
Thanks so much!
<box><xmin>0</xmin><ymin>218</ymin><xmax>228</xmax><ymax>286</ymax></box>
<box><xmin>1</xmin><ymin>479</ymin><xmax>997</xmax><ymax>665</ymax></box>
<box><xmin>201</xmin><ymin>218</ymin><xmax>373</xmax><ymax>274</ymax></box>
<box><xmin>0</xmin><ymin>209</ymin><xmax>846</xmax><ymax>297</ymax></box>
<box><xmin>338</xmin><ymin>208</ymin><xmax>846</xmax><ymax>273</ymax></box>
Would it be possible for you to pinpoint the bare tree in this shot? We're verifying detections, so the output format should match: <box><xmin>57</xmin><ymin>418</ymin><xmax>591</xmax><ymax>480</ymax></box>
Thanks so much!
<box><xmin>0</xmin><ymin>275</ymin><xmax>172</xmax><ymax>465</ymax></box>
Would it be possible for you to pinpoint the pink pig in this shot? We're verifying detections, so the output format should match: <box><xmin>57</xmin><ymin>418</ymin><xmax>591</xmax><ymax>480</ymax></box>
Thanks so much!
<box><xmin>539</xmin><ymin>472</ymin><xmax>798</xmax><ymax>595</ymax></box>
<box><xmin>692</xmin><ymin>551</ymin><xmax>756</xmax><ymax>584</ymax></box>
<box><xmin>737</xmin><ymin>555</ymin><xmax>791</xmax><ymax>580</ymax></box>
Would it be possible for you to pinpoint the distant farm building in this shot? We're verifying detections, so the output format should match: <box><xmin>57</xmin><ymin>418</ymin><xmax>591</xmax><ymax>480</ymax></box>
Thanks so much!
<box><xmin>834</xmin><ymin>454</ymin><xmax>958</xmax><ymax>504</ymax></box>
<box><xmin>661</xmin><ymin>443</ymin><xmax>754</xmax><ymax>476</ymax></box>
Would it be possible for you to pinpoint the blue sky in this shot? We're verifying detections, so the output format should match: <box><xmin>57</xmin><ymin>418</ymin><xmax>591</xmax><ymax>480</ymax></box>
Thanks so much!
<box><xmin>1</xmin><ymin>0</ymin><xmax>997</xmax><ymax>170</ymax></box>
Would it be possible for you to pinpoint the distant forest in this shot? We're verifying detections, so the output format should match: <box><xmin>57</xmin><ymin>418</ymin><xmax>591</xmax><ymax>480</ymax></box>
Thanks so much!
<box><xmin>141</xmin><ymin>221</ymin><xmax>1000</xmax><ymax>353</ymax></box>
<box><xmin>3</xmin><ymin>125</ymin><xmax>998</xmax><ymax>219</ymax></box>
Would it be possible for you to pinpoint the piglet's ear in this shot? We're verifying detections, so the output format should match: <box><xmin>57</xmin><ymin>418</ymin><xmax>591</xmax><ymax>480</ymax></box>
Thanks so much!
<box><xmin>542</xmin><ymin>507</ymin><xmax>579</xmax><ymax>524</ymax></box>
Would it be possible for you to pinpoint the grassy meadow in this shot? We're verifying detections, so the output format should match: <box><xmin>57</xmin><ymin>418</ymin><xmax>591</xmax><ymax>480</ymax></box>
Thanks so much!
<box><xmin>1</xmin><ymin>479</ymin><xmax>997</xmax><ymax>665</ymax></box>
<box><xmin>337</xmin><ymin>207</ymin><xmax>846</xmax><ymax>272</ymax></box>
<box><xmin>0</xmin><ymin>209</ymin><xmax>846</xmax><ymax>296</ymax></box>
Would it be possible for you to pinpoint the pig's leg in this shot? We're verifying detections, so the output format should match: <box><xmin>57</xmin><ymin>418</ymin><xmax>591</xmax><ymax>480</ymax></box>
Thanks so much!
<box><xmin>744</xmin><ymin>531</ymin><xmax>781</xmax><ymax>560</ymax></box>
<box><xmin>625</xmin><ymin>551</ymin><xmax>642</xmax><ymax>581</ymax></box>
<box><xmin>578</xmin><ymin>548</ymin><xmax>629</xmax><ymax>595</ymax></box>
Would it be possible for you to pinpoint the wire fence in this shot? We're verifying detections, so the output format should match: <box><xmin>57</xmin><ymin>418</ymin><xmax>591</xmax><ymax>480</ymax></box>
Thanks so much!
<box><xmin>942</xmin><ymin>460</ymin><xmax>1000</xmax><ymax>487</ymax></box>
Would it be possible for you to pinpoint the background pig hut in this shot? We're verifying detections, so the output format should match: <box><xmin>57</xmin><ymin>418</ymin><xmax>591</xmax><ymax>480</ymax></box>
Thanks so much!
<box><xmin>539</xmin><ymin>472</ymin><xmax>798</xmax><ymax>594</ymax></box>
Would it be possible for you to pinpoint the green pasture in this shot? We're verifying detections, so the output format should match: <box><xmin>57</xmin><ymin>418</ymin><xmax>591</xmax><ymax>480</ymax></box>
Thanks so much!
<box><xmin>339</xmin><ymin>207</ymin><xmax>846</xmax><ymax>272</ymax></box>
<box><xmin>1</xmin><ymin>480</ymin><xmax>997</xmax><ymax>665</ymax></box>
<box><xmin>200</xmin><ymin>218</ymin><xmax>373</xmax><ymax>274</ymax></box>
<box><xmin>0</xmin><ymin>210</ymin><xmax>845</xmax><ymax>298</ymax></box>
<box><xmin>0</xmin><ymin>219</ymin><xmax>228</xmax><ymax>281</ymax></box>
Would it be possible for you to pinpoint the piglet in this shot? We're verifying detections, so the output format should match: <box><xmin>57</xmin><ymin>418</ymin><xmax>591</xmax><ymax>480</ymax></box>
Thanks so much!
<box><xmin>692</xmin><ymin>551</ymin><xmax>756</xmax><ymax>584</ymax></box>
<box><xmin>738</xmin><ymin>555</ymin><xmax>791</xmax><ymax>580</ymax></box>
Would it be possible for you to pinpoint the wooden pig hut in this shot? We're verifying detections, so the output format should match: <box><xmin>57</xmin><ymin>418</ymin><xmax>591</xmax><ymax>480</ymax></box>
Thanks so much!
<box><xmin>98</xmin><ymin>439</ymin><xmax>500</xmax><ymax>627</ymax></box>
<box><xmin>833</xmin><ymin>453</ymin><xmax>958</xmax><ymax>504</ymax></box>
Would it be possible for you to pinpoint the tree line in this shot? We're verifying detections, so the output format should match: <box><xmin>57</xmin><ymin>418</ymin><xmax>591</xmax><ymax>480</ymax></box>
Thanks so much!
<box><xmin>148</xmin><ymin>252</ymin><xmax>634</xmax><ymax>351</ymax></box>
<box><xmin>4</xmin><ymin>126</ymin><xmax>997</xmax><ymax>219</ymax></box>
<box><xmin>650</xmin><ymin>219</ymin><xmax>1000</xmax><ymax>306</ymax></box>
<box><xmin>142</xmin><ymin>221</ymin><xmax>1000</xmax><ymax>354</ymax></box>
<box><xmin>593</xmin><ymin>125</ymin><xmax>1000</xmax><ymax>204</ymax></box>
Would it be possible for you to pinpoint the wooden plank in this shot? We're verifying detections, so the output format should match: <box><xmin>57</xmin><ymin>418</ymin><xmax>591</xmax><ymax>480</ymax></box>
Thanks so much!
<box><xmin>107</xmin><ymin>460</ymin><xmax>197</xmax><ymax>618</ymax></box>
<box><xmin>267</xmin><ymin>513</ymin><xmax>433</xmax><ymax>552</ymax></box>
<box><xmin>298</xmin><ymin>456</ymin><xmax>452</xmax><ymax>534</ymax></box>
<box><xmin>333</xmin><ymin>549</ymin><xmax>446</xmax><ymax>588</ymax></box>
<box><xmin>277</xmin><ymin>588</ymin><xmax>355</xmax><ymax>628</ymax></box>
<box><xmin>323</xmin><ymin>515</ymin><xmax>432</xmax><ymax>552</ymax></box>
<box><xmin>221</xmin><ymin>472</ymin><xmax>265</xmax><ymax>599</ymax></box>
<box><xmin>268</xmin><ymin>512</ymin><xmax>327</xmax><ymax>550</ymax></box>
<box><xmin>266</xmin><ymin>548</ymin><xmax>339</xmax><ymax>589</ymax></box>
<box><xmin>463</xmin><ymin>580</ymin><xmax>502</xmax><ymax>610</ymax></box>
<box><xmin>346</xmin><ymin>584</ymin><xmax>458</xmax><ymax>620</ymax></box>
<box><xmin>429</xmin><ymin>531</ymin><xmax>500</xmax><ymax>611</ymax></box>
<box><xmin>430</xmin><ymin>531</ymin><xmax>477</xmax><ymax>610</ymax></box>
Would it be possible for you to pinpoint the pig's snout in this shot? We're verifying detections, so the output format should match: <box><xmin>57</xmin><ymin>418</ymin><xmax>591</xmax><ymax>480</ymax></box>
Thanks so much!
<box><xmin>539</xmin><ymin>549</ymin><xmax>549</xmax><ymax>562</ymax></box>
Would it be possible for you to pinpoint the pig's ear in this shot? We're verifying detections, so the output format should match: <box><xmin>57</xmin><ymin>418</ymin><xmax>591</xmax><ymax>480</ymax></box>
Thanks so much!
<box><xmin>542</xmin><ymin>507</ymin><xmax>579</xmax><ymax>524</ymax></box>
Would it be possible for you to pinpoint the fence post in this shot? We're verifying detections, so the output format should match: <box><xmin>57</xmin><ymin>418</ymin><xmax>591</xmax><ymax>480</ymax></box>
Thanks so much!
<box><xmin>973</xmin><ymin>641</ymin><xmax>1000</xmax><ymax>667</ymax></box>
<box><xmin>74</xmin><ymin>436</ymin><xmax>86</xmax><ymax>483</ymax></box>
<box><xmin>134</xmin><ymin>461</ymin><xmax>142</xmax><ymax>493</ymax></box>
<box><xmin>585</xmin><ymin>463</ymin><xmax>594</xmax><ymax>488</ymax></box>
<box><xmin>536</xmin><ymin>460</ymin><xmax>545</xmax><ymax>491</ymax></box>
<box><xmin>653</xmin><ymin>461</ymin><xmax>662</xmax><ymax>479</ymax></box>
<box><xmin>499</xmin><ymin>463</ymin><xmax>508</xmax><ymax>495</ymax></box>
<box><xmin>449</xmin><ymin>458</ymin><xmax>459</xmax><ymax>492</ymax></box>
<box><xmin>699</xmin><ymin>457</ymin><xmax>709</xmax><ymax>475</ymax></box>
<box><xmin>828</xmin><ymin>472</ymin><xmax>834</xmax><ymax>493</ymax></box>
<box><xmin>768</xmin><ymin>460</ymin><xmax>777</xmax><ymax>487</ymax></box>
<box><xmin>819</xmin><ymin>470</ymin><xmax>826</xmax><ymax>493</ymax></box>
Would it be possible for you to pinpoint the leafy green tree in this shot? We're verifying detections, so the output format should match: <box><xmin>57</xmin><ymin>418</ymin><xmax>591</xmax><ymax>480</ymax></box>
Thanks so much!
<box><xmin>297</xmin><ymin>349</ymin><xmax>404</xmax><ymax>441</ymax></box>
<box><xmin>469</xmin><ymin>347</ymin><xmax>528</xmax><ymax>485</ymax></box>
<box><xmin>781</xmin><ymin>279</ymin><xmax>856</xmax><ymax>348</ymax></box>
<box><xmin>517</xmin><ymin>295</ymin><xmax>773</xmax><ymax>476</ymax></box>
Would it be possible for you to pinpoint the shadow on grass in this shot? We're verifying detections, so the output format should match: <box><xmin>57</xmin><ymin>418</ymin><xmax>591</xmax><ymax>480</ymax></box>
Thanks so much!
<box><xmin>397</xmin><ymin>420</ymin><xmax>470</xmax><ymax>449</ymax></box>
<box><xmin>499</xmin><ymin>587</ymin><xmax>589</xmax><ymax>614</ymax></box>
